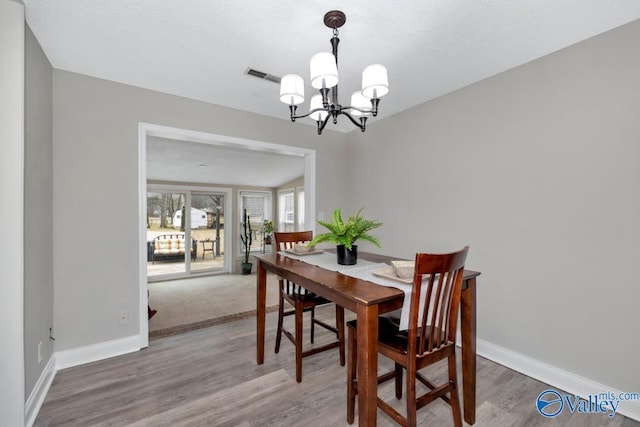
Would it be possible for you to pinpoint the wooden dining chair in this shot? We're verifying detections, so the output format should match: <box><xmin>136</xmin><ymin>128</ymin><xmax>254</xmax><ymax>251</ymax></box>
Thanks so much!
<box><xmin>346</xmin><ymin>246</ymin><xmax>469</xmax><ymax>427</ymax></box>
<box><xmin>274</xmin><ymin>231</ymin><xmax>345</xmax><ymax>383</ymax></box>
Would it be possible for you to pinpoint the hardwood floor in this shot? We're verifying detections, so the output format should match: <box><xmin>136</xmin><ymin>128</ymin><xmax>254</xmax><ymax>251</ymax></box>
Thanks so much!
<box><xmin>35</xmin><ymin>308</ymin><xmax>639</xmax><ymax>426</ymax></box>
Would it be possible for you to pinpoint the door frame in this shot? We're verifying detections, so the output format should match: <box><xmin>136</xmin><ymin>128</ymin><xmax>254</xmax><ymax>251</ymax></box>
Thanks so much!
<box><xmin>137</xmin><ymin>123</ymin><xmax>316</xmax><ymax>348</ymax></box>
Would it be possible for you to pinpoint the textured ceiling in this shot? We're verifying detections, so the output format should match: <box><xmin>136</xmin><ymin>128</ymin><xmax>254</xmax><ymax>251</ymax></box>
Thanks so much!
<box><xmin>147</xmin><ymin>137</ymin><xmax>304</xmax><ymax>187</ymax></box>
<box><xmin>24</xmin><ymin>1</ymin><xmax>640</xmax><ymax>132</ymax></box>
<box><xmin>23</xmin><ymin>1</ymin><xmax>640</xmax><ymax>186</ymax></box>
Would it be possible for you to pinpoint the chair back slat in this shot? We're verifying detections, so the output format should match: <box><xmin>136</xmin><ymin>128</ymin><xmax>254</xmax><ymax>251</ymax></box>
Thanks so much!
<box><xmin>408</xmin><ymin>247</ymin><xmax>469</xmax><ymax>357</ymax></box>
<box><xmin>275</xmin><ymin>231</ymin><xmax>314</xmax><ymax>295</ymax></box>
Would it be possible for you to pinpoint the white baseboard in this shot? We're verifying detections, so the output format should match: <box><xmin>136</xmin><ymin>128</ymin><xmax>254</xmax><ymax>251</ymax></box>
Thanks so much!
<box><xmin>476</xmin><ymin>338</ymin><xmax>640</xmax><ymax>422</ymax></box>
<box><xmin>55</xmin><ymin>335</ymin><xmax>141</xmax><ymax>370</ymax></box>
<box><xmin>25</xmin><ymin>354</ymin><xmax>57</xmax><ymax>427</ymax></box>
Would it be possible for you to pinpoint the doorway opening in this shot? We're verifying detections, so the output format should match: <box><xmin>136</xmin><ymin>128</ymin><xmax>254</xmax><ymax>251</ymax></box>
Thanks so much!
<box><xmin>138</xmin><ymin>123</ymin><xmax>316</xmax><ymax>347</ymax></box>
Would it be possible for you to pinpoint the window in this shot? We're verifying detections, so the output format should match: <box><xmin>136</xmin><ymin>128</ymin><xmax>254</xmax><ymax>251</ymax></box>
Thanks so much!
<box><xmin>239</xmin><ymin>190</ymin><xmax>271</xmax><ymax>253</ymax></box>
<box><xmin>278</xmin><ymin>190</ymin><xmax>295</xmax><ymax>231</ymax></box>
<box><xmin>278</xmin><ymin>186</ymin><xmax>305</xmax><ymax>232</ymax></box>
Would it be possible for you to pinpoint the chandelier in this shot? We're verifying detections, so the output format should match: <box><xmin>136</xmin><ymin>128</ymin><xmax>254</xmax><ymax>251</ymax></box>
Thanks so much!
<box><xmin>279</xmin><ymin>10</ymin><xmax>389</xmax><ymax>135</ymax></box>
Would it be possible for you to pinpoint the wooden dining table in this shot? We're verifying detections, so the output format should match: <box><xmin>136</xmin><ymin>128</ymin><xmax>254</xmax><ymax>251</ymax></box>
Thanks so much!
<box><xmin>255</xmin><ymin>251</ymin><xmax>480</xmax><ymax>426</ymax></box>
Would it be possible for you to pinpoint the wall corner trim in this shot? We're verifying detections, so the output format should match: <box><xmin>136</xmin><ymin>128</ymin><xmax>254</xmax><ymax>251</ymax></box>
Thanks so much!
<box><xmin>24</xmin><ymin>354</ymin><xmax>56</xmax><ymax>427</ymax></box>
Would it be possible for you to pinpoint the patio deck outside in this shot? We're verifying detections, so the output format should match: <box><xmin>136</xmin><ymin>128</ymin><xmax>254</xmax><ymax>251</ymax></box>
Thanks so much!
<box><xmin>146</xmin><ymin>225</ymin><xmax>226</xmax><ymax>277</ymax></box>
<box><xmin>146</xmin><ymin>226</ymin><xmax>272</xmax><ymax>276</ymax></box>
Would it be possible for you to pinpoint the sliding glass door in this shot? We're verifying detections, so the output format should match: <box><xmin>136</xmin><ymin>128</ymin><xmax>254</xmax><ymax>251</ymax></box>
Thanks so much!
<box><xmin>147</xmin><ymin>186</ymin><xmax>229</xmax><ymax>280</ymax></box>
<box><xmin>147</xmin><ymin>191</ymin><xmax>188</xmax><ymax>277</ymax></box>
<box><xmin>190</xmin><ymin>192</ymin><xmax>225</xmax><ymax>273</ymax></box>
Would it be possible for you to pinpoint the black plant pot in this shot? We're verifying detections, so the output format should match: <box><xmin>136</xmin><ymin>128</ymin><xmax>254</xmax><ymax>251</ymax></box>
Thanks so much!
<box><xmin>241</xmin><ymin>262</ymin><xmax>253</xmax><ymax>275</ymax></box>
<box><xmin>336</xmin><ymin>244</ymin><xmax>357</xmax><ymax>265</ymax></box>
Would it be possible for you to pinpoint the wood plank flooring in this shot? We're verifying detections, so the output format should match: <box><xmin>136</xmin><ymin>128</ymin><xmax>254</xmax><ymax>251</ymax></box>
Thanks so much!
<box><xmin>35</xmin><ymin>308</ymin><xmax>639</xmax><ymax>426</ymax></box>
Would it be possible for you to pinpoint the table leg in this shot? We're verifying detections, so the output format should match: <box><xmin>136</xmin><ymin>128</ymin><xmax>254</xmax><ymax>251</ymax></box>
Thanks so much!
<box><xmin>357</xmin><ymin>304</ymin><xmax>379</xmax><ymax>427</ymax></box>
<box><xmin>256</xmin><ymin>260</ymin><xmax>267</xmax><ymax>365</ymax></box>
<box><xmin>461</xmin><ymin>277</ymin><xmax>477</xmax><ymax>425</ymax></box>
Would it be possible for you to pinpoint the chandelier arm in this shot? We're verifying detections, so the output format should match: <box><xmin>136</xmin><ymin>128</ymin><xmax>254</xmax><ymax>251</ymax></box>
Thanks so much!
<box><xmin>339</xmin><ymin>110</ymin><xmax>366</xmax><ymax>131</ymax></box>
<box><xmin>289</xmin><ymin>107</ymin><xmax>330</xmax><ymax>120</ymax></box>
<box><xmin>317</xmin><ymin>114</ymin><xmax>331</xmax><ymax>135</ymax></box>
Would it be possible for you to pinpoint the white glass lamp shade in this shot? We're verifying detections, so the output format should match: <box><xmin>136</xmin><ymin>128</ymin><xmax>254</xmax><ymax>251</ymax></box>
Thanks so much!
<box><xmin>308</xmin><ymin>94</ymin><xmax>329</xmax><ymax>122</ymax></box>
<box><xmin>279</xmin><ymin>74</ymin><xmax>305</xmax><ymax>105</ymax></box>
<box><xmin>361</xmin><ymin>64</ymin><xmax>389</xmax><ymax>98</ymax></box>
<box><xmin>310</xmin><ymin>52</ymin><xmax>339</xmax><ymax>89</ymax></box>
<box><xmin>350</xmin><ymin>91</ymin><xmax>371</xmax><ymax>117</ymax></box>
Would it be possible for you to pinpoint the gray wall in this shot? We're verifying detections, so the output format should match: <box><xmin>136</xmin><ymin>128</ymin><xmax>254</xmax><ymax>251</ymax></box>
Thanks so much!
<box><xmin>24</xmin><ymin>24</ymin><xmax>54</xmax><ymax>400</ymax></box>
<box><xmin>346</xmin><ymin>20</ymin><xmax>640</xmax><ymax>392</ymax></box>
<box><xmin>0</xmin><ymin>1</ymin><xmax>25</xmax><ymax>423</ymax></box>
<box><xmin>52</xmin><ymin>70</ymin><xmax>349</xmax><ymax>351</ymax></box>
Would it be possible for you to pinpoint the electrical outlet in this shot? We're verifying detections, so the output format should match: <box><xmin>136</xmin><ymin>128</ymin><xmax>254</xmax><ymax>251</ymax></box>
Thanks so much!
<box><xmin>119</xmin><ymin>311</ymin><xmax>129</xmax><ymax>325</ymax></box>
<box><xmin>318</xmin><ymin>211</ymin><xmax>325</xmax><ymax>221</ymax></box>
<box><xmin>38</xmin><ymin>341</ymin><xmax>43</xmax><ymax>364</ymax></box>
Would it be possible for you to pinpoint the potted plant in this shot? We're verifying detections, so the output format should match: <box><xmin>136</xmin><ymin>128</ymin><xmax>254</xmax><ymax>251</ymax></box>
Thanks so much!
<box><xmin>240</xmin><ymin>208</ymin><xmax>253</xmax><ymax>274</ymax></box>
<box><xmin>263</xmin><ymin>220</ymin><xmax>274</xmax><ymax>245</ymax></box>
<box><xmin>309</xmin><ymin>208</ymin><xmax>382</xmax><ymax>265</ymax></box>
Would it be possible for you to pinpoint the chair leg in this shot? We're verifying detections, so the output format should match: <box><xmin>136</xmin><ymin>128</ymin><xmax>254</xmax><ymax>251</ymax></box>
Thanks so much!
<box><xmin>274</xmin><ymin>287</ymin><xmax>285</xmax><ymax>354</ymax></box>
<box><xmin>406</xmin><ymin>363</ymin><xmax>417</xmax><ymax>427</ymax></box>
<box><xmin>336</xmin><ymin>305</ymin><xmax>345</xmax><ymax>366</ymax></box>
<box><xmin>448</xmin><ymin>354</ymin><xmax>463</xmax><ymax>427</ymax></box>
<box><xmin>346</xmin><ymin>324</ymin><xmax>357</xmax><ymax>424</ymax></box>
<box><xmin>310</xmin><ymin>305</ymin><xmax>315</xmax><ymax>344</ymax></box>
<box><xmin>395</xmin><ymin>363</ymin><xmax>403</xmax><ymax>399</ymax></box>
<box><xmin>294</xmin><ymin>301</ymin><xmax>304</xmax><ymax>383</ymax></box>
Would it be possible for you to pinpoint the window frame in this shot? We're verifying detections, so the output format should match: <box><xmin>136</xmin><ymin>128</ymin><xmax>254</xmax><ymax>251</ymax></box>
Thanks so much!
<box><xmin>238</xmin><ymin>189</ymin><xmax>272</xmax><ymax>255</ymax></box>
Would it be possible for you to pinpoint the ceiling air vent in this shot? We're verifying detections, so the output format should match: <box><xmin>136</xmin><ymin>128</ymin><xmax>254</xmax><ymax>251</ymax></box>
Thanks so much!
<box><xmin>245</xmin><ymin>68</ymin><xmax>281</xmax><ymax>84</ymax></box>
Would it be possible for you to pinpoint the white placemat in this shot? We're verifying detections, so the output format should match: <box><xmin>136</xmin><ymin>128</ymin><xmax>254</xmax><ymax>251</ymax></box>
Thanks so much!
<box><xmin>278</xmin><ymin>251</ymin><xmax>378</xmax><ymax>272</ymax></box>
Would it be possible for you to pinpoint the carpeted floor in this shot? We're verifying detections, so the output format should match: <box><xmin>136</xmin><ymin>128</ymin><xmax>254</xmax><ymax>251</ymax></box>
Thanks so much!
<box><xmin>148</xmin><ymin>273</ymin><xmax>280</xmax><ymax>339</ymax></box>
